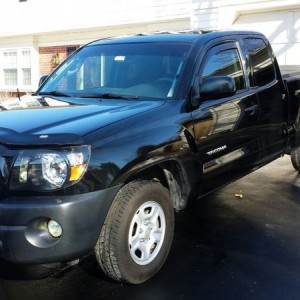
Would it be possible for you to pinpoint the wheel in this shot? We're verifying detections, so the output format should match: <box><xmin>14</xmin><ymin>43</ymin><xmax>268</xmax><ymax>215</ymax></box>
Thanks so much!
<box><xmin>95</xmin><ymin>180</ymin><xmax>174</xmax><ymax>284</ymax></box>
<box><xmin>291</xmin><ymin>147</ymin><xmax>300</xmax><ymax>172</ymax></box>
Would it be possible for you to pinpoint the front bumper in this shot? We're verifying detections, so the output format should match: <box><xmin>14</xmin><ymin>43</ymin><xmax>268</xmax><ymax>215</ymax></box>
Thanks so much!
<box><xmin>0</xmin><ymin>185</ymin><xmax>121</xmax><ymax>263</ymax></box>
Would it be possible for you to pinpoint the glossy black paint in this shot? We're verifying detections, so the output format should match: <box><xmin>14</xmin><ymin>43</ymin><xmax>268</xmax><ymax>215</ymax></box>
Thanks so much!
<box><xmin>0</xmin><ymin>31</ymin><xmax>299</xmax><ymax>264</ymax></box>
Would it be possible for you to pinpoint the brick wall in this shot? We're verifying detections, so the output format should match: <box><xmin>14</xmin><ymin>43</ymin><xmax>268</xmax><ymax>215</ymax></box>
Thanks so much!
<box><xmin>39</xmin><ymin>45</ymin><xmax>79</xmax><ymax>75</ymax></box>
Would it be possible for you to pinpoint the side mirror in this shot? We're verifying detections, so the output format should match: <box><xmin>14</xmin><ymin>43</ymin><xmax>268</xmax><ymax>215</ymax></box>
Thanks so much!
<box><xmin>200</xmin><ymin>76</ymin><xmax>236</xmax><ymax>101</ymax></box>
<box><xmin>39</xmin><ymin>74</ymin><xmax>48</xmax><ymax>87</ymax></box>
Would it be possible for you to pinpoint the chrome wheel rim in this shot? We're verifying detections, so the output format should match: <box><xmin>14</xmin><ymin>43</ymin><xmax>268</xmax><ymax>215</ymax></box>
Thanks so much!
<box><xmin>128</xmin><ymin>201</ymin><xmax>166</xmax><ymax>265</ymax></box>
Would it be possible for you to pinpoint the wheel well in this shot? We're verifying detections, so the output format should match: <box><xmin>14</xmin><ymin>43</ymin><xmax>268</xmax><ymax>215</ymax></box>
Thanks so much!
<box><xmin>125</xmin><ymin>160</ymin><xmax>190</xmax><ymax>211</ymax></box>
<box><xmin>126</xmin><ymin>165</ymin><xmax>168</xmax><ymax>188</ymax></box>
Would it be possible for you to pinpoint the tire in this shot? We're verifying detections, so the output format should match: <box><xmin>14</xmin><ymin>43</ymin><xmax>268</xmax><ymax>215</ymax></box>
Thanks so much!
<box><xmin>291</xmin><ymin>147</ymin><xmax>300</xmax><ymax>172</ymax></box>
<box><xmin>95</xmin><ymin>180</ymin><xmax>174</xmax><ymax>284</ymax></box>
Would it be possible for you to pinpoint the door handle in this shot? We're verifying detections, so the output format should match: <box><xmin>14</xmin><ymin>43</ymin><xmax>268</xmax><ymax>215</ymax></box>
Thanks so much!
<box><xmin>244</xmin><ymin>104</ymin><xmax>258</xmax><ymax>116</ymax></box>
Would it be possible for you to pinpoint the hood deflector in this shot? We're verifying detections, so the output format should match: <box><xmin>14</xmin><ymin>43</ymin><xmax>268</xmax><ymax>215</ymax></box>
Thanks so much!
<box><xmin>0</xmin><ymin>127</ymin><xmax>84</xmax><ymax>147</ymax></box>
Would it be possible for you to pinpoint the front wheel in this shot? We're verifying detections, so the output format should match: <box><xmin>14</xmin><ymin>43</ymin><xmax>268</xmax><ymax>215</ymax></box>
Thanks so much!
<box><xmin>95</xmin><ymin>180</ymin><xmax>174</xmax><ymax>284</ymax></box>
<box><xmin>291</xmin><ymin>147</ymin><xmax>300</xmax><ymax>172</ymax></box>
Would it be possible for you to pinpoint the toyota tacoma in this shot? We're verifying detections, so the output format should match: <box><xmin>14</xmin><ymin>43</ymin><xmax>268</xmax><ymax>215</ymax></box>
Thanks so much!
<box><xmin>0</xmin><ymin>30</ymin><xmax>300</xmax><ymax>284</ymax></box>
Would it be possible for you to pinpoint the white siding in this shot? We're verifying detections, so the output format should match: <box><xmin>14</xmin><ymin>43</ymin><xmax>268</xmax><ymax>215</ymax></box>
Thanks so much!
<box><xmin>192</xmin><ymin>0</ymin><xmax>219</xmax><ymax>30</ymax></box>
<box><xmin>0</xmin><ymin>0</ymin><xmax>192</xmax><ymax>36</ymax></box>
<box><xmin>35</xmin><ymin>18</ymin><xmax>191</xmax><ymax>48</ymax></box>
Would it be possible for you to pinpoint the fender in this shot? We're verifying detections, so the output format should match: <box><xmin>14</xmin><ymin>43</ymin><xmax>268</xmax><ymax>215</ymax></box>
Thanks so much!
<box><xmin>86</xmin><ymin>122</ymin><xmax>201</xmax><ymax>210</ymax></box>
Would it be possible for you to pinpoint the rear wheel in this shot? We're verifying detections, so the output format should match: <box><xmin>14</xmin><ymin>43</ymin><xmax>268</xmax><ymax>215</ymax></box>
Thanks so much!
<box><xmin>95</xmin><ymin>180</ymin><xmax>174</xmax><ymax>284</ymax></box>
<box><xmin>291</xmin><ymin>147</ymin><xmax>300</xmax><ymax>172</ymax></box>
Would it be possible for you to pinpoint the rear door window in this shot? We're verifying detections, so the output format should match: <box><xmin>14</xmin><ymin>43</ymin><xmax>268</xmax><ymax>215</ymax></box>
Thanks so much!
<box><xmin>244</xmin><ymin>38</ymin><xmax>276</xmax><ymax>87</ymax></box>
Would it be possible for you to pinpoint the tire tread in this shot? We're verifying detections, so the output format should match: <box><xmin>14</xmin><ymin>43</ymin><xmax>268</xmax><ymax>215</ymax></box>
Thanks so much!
<box><xmin>95</xmin><ymin>180</ymin><xmax>171</xmax><ymax>283</ymax></box>
<box><xmin>291</xmin><ymin>147</ymin><xmax>300</xmax><ymax>172</ymax></box>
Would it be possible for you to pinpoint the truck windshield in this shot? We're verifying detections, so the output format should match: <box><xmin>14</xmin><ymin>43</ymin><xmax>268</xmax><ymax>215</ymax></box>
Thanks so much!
<box><xmin>38</xmin><ymin>42</ymin><xmax>191</xmax><ymax>100</ymax></box>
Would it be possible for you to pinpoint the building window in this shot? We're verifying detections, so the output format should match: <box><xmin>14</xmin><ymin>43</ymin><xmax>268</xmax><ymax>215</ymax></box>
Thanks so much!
<box><xmin>67</xmin><ymin>46</ymin><xmax>77</xmax><ymax>57</ymax></box>
<box><xmin>22</xmin><ymin>68</ymin><xmax>31</xmax><ymax>85</ymax></box>
<box><xmin>4</xmin><ymin>69</ymin><xmax>18</xmax><ymax>86</ymax></box>
<box><xmin>4</xmin><ymin>51</ymin><xmax>17</xmax><ymax>67</ymax></box>
<box><xmin>3</xmin><ymin>51</ymin><xmax>18</xmax><ymax>86</ymax></box>
<box><xmin>22</xmin><ymin>50</ymin><xmax>31</xmax><ymax>66</ymax></box>
<box><xmin>1</xmin><ymin>48</ymin><xmax>33</xmax><ymax>90</ymax></box>
<box><xmin>21</xmin><ymin>50</ymin><xmax>31</xmax><ymax>86</ymax></box>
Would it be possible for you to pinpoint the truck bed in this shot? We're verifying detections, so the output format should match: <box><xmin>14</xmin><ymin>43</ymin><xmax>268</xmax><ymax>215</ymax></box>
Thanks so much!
<box><xmin>280</xmin><ymin>65</ymin><xmax>300</xmax><ymax>78</ymax></box>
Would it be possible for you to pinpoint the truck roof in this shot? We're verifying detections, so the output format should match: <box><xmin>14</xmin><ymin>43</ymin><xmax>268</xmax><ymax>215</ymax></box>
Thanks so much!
<box><xmin>88</xmin><ymin>30</ymin><xmax>263</xmax><ymax>46</ymax></box>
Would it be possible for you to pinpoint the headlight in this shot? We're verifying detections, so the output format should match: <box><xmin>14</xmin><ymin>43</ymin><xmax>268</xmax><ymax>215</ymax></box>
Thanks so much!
<box><xmin>10</xmin><ymin>146</ymin><xmax>91</xmax><ymax>191</ymax></box>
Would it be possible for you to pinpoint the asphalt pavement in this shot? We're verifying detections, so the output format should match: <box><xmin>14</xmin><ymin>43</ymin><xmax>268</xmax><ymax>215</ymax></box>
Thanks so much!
<box><xmin>1</xmin><ymin>155</ymin><xmax>300</xmax><ymax>300</ymax></box>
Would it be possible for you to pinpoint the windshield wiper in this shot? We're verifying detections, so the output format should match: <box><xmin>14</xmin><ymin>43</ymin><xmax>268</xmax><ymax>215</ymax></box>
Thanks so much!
<box><xmin>38</xmin><ymin>91</ymin><xmax>71</xmax><ymax>97</ymax></box>
<box><xmin>80</xmin><ymin>93</ymin><xmax>139</xmax><ymax>100</ymax></box>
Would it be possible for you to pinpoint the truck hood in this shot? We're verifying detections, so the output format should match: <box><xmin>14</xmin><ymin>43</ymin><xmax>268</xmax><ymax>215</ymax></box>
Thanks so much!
<box><xmin>0</xmin><ymin>95</ymin><xmax>164</xmax><ymax>146</ymax></box>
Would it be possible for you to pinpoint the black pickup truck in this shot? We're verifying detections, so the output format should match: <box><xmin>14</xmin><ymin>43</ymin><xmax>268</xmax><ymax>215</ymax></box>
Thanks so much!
<box><xmin>0</xmin><ymin>30</ymin><xmax>300</xmax><ymax>284</ymax></box>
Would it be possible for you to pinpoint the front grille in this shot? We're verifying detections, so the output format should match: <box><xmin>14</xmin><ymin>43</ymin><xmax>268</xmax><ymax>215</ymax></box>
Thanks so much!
<box><xmin>0</xmin><ymin>157</ymin><xmax>8</xmax><ymax>180</ymax></box>
<box><xmin>0</xmin><ymin>144</ymin><xmax>15</xmax><ymax>198</ymax></box>
<box><xmin>0</xmin><ymin>157</ymin><xmax>8</xmax><ymax>197</ymax></box>
<box><xmin>0</xmin><ymin>142</ymin><xmax>13</xmax><ymax>195</ymax></box>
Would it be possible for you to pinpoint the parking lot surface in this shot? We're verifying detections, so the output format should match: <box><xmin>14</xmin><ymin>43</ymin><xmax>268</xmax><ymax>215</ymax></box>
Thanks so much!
<box><xmin>1</xmin><ymin>155</ymin><xmax>300</xmax><ymax>299</ymax></box>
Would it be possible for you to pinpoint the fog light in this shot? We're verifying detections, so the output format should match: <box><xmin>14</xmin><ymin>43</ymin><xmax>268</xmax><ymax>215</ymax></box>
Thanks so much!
<box><xmin>47</xmin><ymin>219</ymin><xmax>63</xmax><ymax>238</ymax></box>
